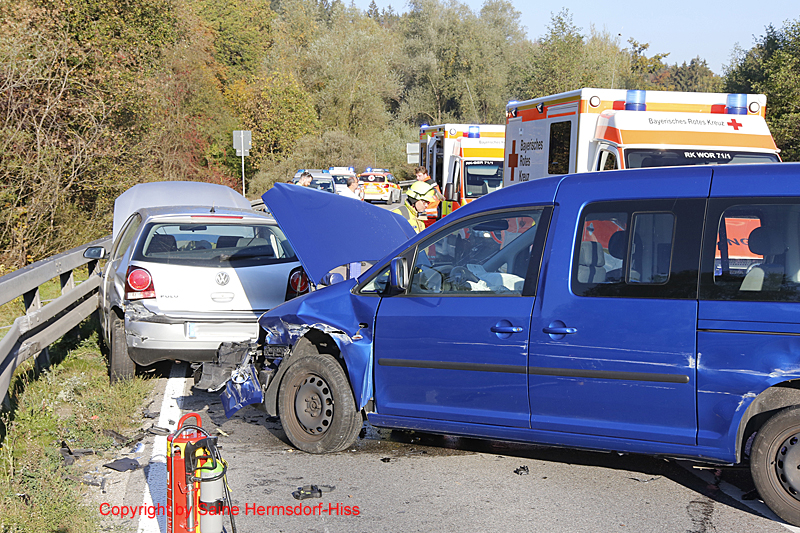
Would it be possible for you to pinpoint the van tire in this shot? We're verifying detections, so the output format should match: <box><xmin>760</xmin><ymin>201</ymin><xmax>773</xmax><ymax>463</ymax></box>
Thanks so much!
<box><xmin>110</xmin><ymin>313</ymin><xmax>136</xmax><ymax>383</ymax></box>
<box><xmin>278</xmin><ymin>353</ymin><xmax>361</xmax><ymax>453</ymax></box>
<box><xmin>751</xmin><ymin>405</ymin><xmax>800</xmax><ymax>526</ymax></box>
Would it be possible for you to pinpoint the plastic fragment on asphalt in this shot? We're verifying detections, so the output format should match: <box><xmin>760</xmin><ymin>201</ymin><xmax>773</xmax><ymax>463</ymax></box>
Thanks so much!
<box><xmin>292</xmin><ymin>485</ymin><xmax>335</xmax><ymax>500</ymax></box>
<box><xmin>513</xmin><ymin>465</ymin><xmax>529</xmax><ymax>475</ymax></box>
<box><xmin>103</xmin><ymin>458</ymin><xmax>140</xmax><ymax>472</ymax></box>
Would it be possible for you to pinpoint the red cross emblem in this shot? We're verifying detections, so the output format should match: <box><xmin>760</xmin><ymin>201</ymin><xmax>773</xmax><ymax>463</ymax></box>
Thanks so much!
<box><xmin>727</xmin><ymin>119</ymin><xmax>743</xmax><ymax>131</ymax></box>
<box><xmin>507</xmin><ymin>140</ymin><xmax>519</xmax><ymax>182</ymax></box>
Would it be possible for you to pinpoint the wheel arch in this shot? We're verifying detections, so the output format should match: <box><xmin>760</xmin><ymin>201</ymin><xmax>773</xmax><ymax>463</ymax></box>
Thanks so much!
<box><xmin>263</xmin><ymin>328</ymin><xmax>362</xmax><ymax>417</ymax></box>
<box><xmin>737</xmin><ymin>380</ymin><xmax>800</xmax><ymax>462</ymax></box>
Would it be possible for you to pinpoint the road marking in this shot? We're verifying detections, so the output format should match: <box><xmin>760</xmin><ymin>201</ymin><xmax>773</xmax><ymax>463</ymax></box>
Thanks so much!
<box><xmin>679</xmin><ymin>462</ymin><xmax>800</xmax><ymax>532</ymax></box>
<box><xmin>137</xmin><ymin>364</ymin><xmax>188</xmax><ymax>533</ymax></box>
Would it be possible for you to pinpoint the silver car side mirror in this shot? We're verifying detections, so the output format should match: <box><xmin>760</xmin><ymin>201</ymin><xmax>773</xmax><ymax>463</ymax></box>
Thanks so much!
<box><xmin>83</xmin><ymin>246</ymin><xmax>107</xmax><ymax>260</ymax></box>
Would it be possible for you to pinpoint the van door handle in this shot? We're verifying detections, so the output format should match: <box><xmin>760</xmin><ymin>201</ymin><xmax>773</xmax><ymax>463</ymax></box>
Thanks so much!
<box><xmin>491</xmin><ymin>325</ymin><xmax>523</xmax><ymax>333</ymax></box>
<box><xmin>491</xmin><ymin>320</ymin><xmax>523</xmax><ymax>339</ymax></box>
<box><xmin>543</xmin><ymin>320</ymin><xmax>577</xmax><ymax>340</ymax></box>
<box><xmin>542</xmin><ymin>327</ymin><xmax>577</xmax><ymax>335</ymax></box>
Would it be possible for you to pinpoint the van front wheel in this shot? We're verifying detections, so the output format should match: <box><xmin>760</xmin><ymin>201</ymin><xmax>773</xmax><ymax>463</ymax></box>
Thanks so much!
<box><xmin>751</xmin><ymin>406</ymin><xmax>800</xmax><ymax>526</ymax></box>
<box><xmin>278</xmin><ymin>353</ymin><xmax>361</xmax><ymax>454</ymax></box>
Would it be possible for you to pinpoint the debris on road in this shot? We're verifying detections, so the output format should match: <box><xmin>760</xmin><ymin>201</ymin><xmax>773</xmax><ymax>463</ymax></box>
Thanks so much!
<box><xmin>292</xmin><ymin>485</ymin><xmax>336</xmax><ymax>500</ymax></box>
<box><xmin>59</xmin><ymin>441</ymin><xmax>95</xmax><ymax>466</ymax></box>
<box><xmin>103</xmin><ymin>458</ymin><xmax>140</xmax><ymax>472</ymax></box>
<box><xmin>514</xmin><ymin>465</ymin><xmax>529</xmax><ymax>475</ymax></box>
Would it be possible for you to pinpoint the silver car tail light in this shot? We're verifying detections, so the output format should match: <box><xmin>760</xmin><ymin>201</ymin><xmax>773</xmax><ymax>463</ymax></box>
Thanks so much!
<box><xmin>285</xmin><ymin>267</ymin><xmax>310</xmax><ymax>300</ymax></box>
<box><xmin>125</xmin><ymin>266</ymin><xmax>156</xmax><ymax>300</ymax></box>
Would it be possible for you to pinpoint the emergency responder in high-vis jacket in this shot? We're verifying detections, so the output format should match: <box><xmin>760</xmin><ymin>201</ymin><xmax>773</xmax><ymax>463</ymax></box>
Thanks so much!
<box><xmin>414</xmin><ymin>166</ymin><xmax>444</xmax><ymax>221</ymax></box>
<box><xmin>393</xmin><ymin>181</ymin><xmax>437</xmax><ymax>233</ymax></box>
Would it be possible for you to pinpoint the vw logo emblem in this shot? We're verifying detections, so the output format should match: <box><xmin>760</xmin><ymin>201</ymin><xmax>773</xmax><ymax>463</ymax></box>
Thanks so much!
<box><xmin>215</xmin><ymin>272</ymin><xmax>230</xmax><ymax>286</ymax></box>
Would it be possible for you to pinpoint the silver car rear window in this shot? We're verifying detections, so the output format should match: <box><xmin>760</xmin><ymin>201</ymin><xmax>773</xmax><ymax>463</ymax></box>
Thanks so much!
<box><xmin>132</xmin><ymin>222</ymin><xmax>297</xmax><ymax>267</ymax></box>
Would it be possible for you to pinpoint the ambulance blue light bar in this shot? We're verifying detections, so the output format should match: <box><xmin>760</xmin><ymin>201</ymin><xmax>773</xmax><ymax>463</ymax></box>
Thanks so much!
<box><xmin>726</xmin><ymin>94</ymin><xmax>747</xmax><ymax>115</ymax></box>
<box><xmin>468</xmin><ymin>126</ymin><xmax>480</xmax><ymax>138</ymax></box>
<box><xmin>625</xmin><ymin>90</ymin><xmax>646</xmax><ymax>111</ymax></box>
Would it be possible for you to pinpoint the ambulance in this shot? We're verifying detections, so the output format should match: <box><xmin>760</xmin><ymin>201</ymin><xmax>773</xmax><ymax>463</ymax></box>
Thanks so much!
<box><xmin>504</xmin><ymin>88</ymin><xmax>780</xmax><ymax>187</ymax></box>
<box><xmin>417</xmin><ymin>124</ymin><xmax>505</xmax><ymax>217</ymax></box>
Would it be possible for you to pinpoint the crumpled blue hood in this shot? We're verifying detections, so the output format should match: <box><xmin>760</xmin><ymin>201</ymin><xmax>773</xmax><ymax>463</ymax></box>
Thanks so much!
<box><xmin>262</xmin><ymin>183</ymin><xmax>415</xmax><ymax>285</ymax></box>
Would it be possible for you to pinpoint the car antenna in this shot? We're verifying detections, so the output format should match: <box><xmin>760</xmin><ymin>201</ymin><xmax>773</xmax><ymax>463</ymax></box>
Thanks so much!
<box><xmin>210</xmin><ymin>203</ymin><xmax>216</xmax><ymax>213</ymax></box>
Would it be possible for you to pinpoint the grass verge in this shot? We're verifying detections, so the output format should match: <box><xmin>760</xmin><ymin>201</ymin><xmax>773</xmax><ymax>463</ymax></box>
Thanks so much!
<box><xmin>0</xmin><ymin>317</ymin><xmax>153</xmax><ymax>533</ymax></box>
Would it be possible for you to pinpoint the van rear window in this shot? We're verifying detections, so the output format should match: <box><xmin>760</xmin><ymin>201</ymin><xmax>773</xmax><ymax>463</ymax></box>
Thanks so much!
<box><xmin>701</xmin><ymin>200</ymin><xmax>800</xmax><ymax>302</ymax></box>
<box><xmin>133</xmin><ymin>222</ymin><xmax>297</xmax><ymax>267</ymax></box>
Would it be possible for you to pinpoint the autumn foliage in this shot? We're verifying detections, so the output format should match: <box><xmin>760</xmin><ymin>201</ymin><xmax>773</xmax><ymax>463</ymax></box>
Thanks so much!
<box><xmin>0</xmin><ymin>0</ymin><xmax>797</xmax><ymax>268</ymax></box>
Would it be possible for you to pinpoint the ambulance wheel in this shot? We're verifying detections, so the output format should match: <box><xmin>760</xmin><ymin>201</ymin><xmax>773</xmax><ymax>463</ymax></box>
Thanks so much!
<box><xmin>109</xmin><ymin>313</ymin><xmax>136</xmax><ymax>383</ymax></box>
<box><xmin>751</xmin><ymin>406</ymin><xmax>800</xmax><ymax>526</ymax></box>
<box><xmin>279</xmin><ymin>353</ymin><xmax>361</xmax><ymax>453</ymax></box>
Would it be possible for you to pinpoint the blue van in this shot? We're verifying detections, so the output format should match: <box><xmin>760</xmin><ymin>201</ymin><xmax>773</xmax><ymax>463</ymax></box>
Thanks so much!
<box><xmin>203</xmin><ymin>164</ymin><xmax>800</xmax><ymax>525</ymax></box>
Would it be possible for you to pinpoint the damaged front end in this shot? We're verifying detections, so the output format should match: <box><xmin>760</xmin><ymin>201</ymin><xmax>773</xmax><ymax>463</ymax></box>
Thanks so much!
<box><xmin>194</xmin><ymin>278</ymin><xmax>380</xmax><ymax>419</ymax></box>
<box><xmin>193</xmin><ymin>341</ymin><xmax>286</xmax><ymax>418</ymax></box>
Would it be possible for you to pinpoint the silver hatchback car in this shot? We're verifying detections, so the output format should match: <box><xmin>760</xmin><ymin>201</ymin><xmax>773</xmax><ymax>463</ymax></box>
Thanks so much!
<box><xmin>85</xmin><ymin>182</ymin><xmax>308</xmax><ymax>381</ymax></box>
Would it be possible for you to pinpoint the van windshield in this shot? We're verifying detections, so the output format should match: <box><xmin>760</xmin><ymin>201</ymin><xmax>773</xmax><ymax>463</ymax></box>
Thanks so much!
<box><xmin>626</xmin><ymin>149</ymin><xmax>779</xmax><ymax>168</ymax></box>
<box><xmin>464</xmin><ymin>161</ymin><xmax>504</xmax><ymax>198</ymax></box>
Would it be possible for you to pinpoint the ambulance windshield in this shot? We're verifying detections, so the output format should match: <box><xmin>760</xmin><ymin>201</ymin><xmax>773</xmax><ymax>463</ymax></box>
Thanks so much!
<box><xmin>626</xmin><ymin>149</ymin><xmax>779</xmax><ymax>168</ymax></box>
<box><xmin>464</xmin><ymin>161</ymin><xmax>504</xmax><ymax>198</ymax></box>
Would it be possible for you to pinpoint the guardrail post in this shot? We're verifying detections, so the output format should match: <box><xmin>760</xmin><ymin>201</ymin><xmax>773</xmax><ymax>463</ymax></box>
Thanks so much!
<box><xmin>60</xmin><ymin>271</ymin><xmax>75</xmax><ymax>295</ymax></box>
<box><xmin>23</xmin><ymin>287</ymin><xmax>50</xmax><ymax>373</ymax></box>
<box><xmin>87</xmin><ymin>259</ymin><xmax>99</xmax><ymax>278</ymax></box>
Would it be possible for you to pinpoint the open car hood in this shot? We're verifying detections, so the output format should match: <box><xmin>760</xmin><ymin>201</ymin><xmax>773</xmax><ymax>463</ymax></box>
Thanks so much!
<box><xmin>262</xmin><ymin>183</ymin><xmax>416</xmax><ymax>285</ymax></box>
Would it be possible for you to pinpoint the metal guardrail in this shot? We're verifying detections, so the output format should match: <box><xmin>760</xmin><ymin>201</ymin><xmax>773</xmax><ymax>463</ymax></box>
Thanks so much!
<box><xmin>0</xmin><ymin>236</ymin><xmax>112</xmax><ymax>406</ymax></box>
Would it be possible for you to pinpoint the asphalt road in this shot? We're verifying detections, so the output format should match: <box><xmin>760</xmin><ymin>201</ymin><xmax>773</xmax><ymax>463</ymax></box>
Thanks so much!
<box><xmin>106</xmin><ymin>368</ymin><xmax>799</xmax><ymax>533</ymax></box>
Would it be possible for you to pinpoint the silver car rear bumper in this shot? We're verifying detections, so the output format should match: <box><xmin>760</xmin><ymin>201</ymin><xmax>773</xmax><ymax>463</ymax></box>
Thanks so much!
<box><xmin>125</xmin><ymin>310</ymin><xmax>260</xmax><ymax>365</ymax></box>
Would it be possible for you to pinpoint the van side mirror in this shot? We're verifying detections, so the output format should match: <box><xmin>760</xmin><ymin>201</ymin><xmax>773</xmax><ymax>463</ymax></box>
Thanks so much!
<box><xmin>443</xmin><ymin>183</ymin><xmax>456</xmax><ymax>202</ymax></box>
<box><xmin>390</xmin><ymin>257</ymin><xmax>408</xmax><ymax>291</ymax></box>
<box><xmin>83</xmin><ymin>246</ymin><xmax>107</xmax><ymax>260</ymax></box>
<box><xmin>321</xmin><ymin>272</ymin><xmax>345</xmax><ymax>286</ymax></box>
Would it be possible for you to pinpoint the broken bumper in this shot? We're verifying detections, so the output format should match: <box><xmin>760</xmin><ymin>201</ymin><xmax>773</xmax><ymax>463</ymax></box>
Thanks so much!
<box><xmin>124</xmin><ymin>307</ymin><xmax>262</xmax><ymax>366</ymax></box>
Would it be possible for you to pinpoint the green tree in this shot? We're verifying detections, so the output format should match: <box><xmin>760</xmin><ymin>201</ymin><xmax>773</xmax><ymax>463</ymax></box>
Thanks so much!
<box><xmin>194</xmin><ymin>0</ymin><xmax>276</xmax><ymax>80</ymax></box>
<box><xmin>518</xmin><ymin>10</ymin><xmax>627</xmax><ymax>98</ymax></box>
<box><xmin>226</xmin><ymin>71</ymin><xmax>319</xmax><ymax>171</ymax></box>
<box><xmin>302</xmin><ymin>7</ymin><xmax>403</xmax><ymax>135</ymax></box>
<box><xmin>0</xmin><ymin>0</ymin><xmax>181</xmax><ymax>267</ymax></box>
<box><xmin>666</xmin><ymin>57</ymin><xmax>722</xmax><ymax>92</ymax></box>
<box><xmin>725</xmin><ymin>19</ymin><xmax>800</xmax><ymax>161</ymax></box>
<box><xmin>623</xmin><ymin>38</ymin><xmax>670</xmax><ymax>89</ymax></box>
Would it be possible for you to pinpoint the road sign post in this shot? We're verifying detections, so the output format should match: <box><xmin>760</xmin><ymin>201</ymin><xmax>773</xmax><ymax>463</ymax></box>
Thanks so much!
<box><xmin>232</xmin><ymin>130</ymin><xmax>251</xmax><ymax>196</ymax></box>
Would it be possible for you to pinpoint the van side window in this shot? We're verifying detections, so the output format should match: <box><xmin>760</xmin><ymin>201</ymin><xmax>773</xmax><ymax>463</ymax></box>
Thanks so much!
<box><xmin>572</xmin><ymin>200</ymin><xmax>704</xmax><ymax>299</ymax></box>
<box><xmin>548</xmin><ymin>121</ymin><xmax>572</xmax><ymax>175</ymax></box>
<box><xmin>629</xmin><ymin>212</ymin><xmax>675</xmax><ymax>284</ymax></box>
<box><xmin>407</xmin><ymin>208</ymin><xmax>549</xmax><ymax>297</ymax></box>
<box><xmin>700</xmin><ymin>199</ymin><xmax>800</xmax><ymax>301</ymax></box>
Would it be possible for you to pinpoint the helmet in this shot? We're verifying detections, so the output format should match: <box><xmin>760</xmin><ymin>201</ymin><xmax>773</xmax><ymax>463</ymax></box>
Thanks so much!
<box><xmin>407</xmin><ymin>181</ymin><xmax>436</xmax><ymax>203</ymax></box>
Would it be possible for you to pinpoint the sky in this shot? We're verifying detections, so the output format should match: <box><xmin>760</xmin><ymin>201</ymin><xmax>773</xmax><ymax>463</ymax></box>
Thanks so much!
<box><xmin>350</xmin><ymin>0</ymin><xmax>797</xmax><ymax>74</ymax></box>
